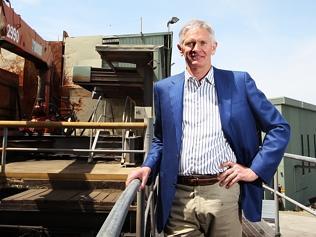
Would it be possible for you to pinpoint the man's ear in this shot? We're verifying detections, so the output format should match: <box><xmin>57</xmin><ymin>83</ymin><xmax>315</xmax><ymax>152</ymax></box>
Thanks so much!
<box><xmin>177</xmin><ymin>44</ymin><xmax>183</xmax><ymax>56</ymax></box>
<box><xmin>211</xmin><ymin>41</ymin><xmax>218</xmax><ymax>55</ymax></box>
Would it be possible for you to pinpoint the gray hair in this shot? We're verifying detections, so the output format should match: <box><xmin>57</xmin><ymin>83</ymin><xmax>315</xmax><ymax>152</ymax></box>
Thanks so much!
<box><xmin>178</xmin><ymin>19</ymin><xmax>216</xmax><ymax>44</ymax></box>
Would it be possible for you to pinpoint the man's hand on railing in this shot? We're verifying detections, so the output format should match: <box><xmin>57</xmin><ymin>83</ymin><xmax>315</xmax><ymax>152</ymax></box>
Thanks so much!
<box><xmin>126</xmin><ymin>166</ymin><xmax>151</xmax><ymax>190</ymax></box>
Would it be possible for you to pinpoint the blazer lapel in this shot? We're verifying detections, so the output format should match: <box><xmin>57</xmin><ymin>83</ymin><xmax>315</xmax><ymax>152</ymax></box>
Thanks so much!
<box><xmin>168</xmin><ymin>72</ymin><xmax>185</xmax><ymax>154</ymax></box>
<box><xmin>214</xmin><ymin>67</ymin><xmax>233</xmax><ymax>144</ymax></box>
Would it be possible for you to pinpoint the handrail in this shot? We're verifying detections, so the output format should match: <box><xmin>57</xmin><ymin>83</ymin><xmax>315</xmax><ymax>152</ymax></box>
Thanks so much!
<box><xmin>263</xmin><ymin>153</ymin><xmax>316</xmax><ymax>237</ymax></box>
<box><xmin>1</xmin><ymin>119</ymin><xmax>153</xmax><ymax>236</ymax></box>
<box><xmin>96</xmin><ymin>118</ymin><xmax>154</xmax><ymax>236</ymax></box>
<box><xmin>284</xmin><ymin>153</ymin><xmax>316</xmax><ymax>163</ymax></box>
<box><xmin>0</xmin><ymin>121</ymin><xmax>146</xmax><ymax>129</ymax></box>
<box><xmin>0</xmin><ymin>121</ymin><xmax>147</xmax><ymax>173</ymax></box>
<box><xmin>95</xmin><ymin>151</ymin><xmax>315</xmax><ymax>237</ymax></box>
<box><xmin>121</xmin><ymin>96</ymin><xmax>137</xmax><ymax>164</ymax></box>
<box><xmin>96</xmin><ymin>179</ymin><xmax>141</xmax><ymax>237</ymax></box>
<box><xmin>80</xmin><ymin>95</ymin><xmax>102</xmax><ymax>136</ymax></box>
<box><xmin>263</xmin><ymin>184</ymin><xmax>316</xmax><ymax>216</ymax></box>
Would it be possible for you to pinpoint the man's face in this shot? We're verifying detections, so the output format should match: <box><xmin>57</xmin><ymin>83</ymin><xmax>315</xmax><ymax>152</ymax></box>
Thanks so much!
<box><xmin>177</xmin><ymin>27</ymin><xmax>217</xmax><ymax>70</ymax></box>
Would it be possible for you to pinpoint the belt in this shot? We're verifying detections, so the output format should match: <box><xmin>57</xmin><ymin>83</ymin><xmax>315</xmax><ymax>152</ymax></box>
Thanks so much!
<box><xmin>177</xmin><ymin>174</ymin><xmax>220</xmax><ymax>186</ymax></box>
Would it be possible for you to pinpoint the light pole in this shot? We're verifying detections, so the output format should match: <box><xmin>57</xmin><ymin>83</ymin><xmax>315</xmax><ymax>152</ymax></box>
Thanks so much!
<box><xmin>167</xmin><ymin>16</ymin><xmax>179</xmax><ymax>32</ymax></box>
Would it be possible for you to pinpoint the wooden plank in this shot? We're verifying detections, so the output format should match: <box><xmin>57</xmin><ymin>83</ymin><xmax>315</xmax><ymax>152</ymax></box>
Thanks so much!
<box><xmin>3</xmin><ymin>189</ymin><xmax>48</xmax><ymax>201</ymax></box>
<box><xmin>2</xmin><ymin>189</ymin><xmax>36</xmax><ymax>201</ymax></box>
<box><xmin>0</xmin><ymin>188</ymin><xmax>125</xmax><ymax>213</ymax></box>
<box><xmin>26</xmin><ymin>189</ymin><xmax>52</xmax><ymax>201</ymax></box>
<box><xmin>102</xmin><ymin>191</ymin><xmax>121</xmax><ymax>203</ymax></box>
<box><xmin>69</xmin><ymin>190</ymin><xmax>94</xmax><ymax>201</ymax></box>
<box><xmin>87</xmin><ymin>190</ymin><xmax>102</xmax><ymax>200</ymax></box>
<box><xmin>41</xmin><ymin>189</ymin><xmax>81</xmax><ymax>201</ymax></box>
<box><xmin>94</xmin><ymin>191</ymin><xmax>111</xmax><ymax>203</ymax></box>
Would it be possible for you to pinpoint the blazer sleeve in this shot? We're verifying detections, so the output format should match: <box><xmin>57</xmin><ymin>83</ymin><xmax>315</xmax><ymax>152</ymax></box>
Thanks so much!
<box><xmin>245</xmin><ymin>73</ymin><xmax>291</xmax><ymax>184</ymax></box>
<box><xmin>142</xmin><ymin>83</ymin><xmax>163</xmax><ymax>181</ymax></box>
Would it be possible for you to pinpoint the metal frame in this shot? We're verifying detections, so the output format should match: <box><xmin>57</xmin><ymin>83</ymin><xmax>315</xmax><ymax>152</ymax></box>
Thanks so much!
<box><xmin>2</xmin><ymin>120</ymin><xmax>315</xmax><ymax>236</ymax></box>
<box><xmin>263</xmin><ymin>152</ymin><xmax>316</xmax><ymax>237</ymax></box>
<box><xmin>96</xmin><ymin>179</ymin><xmax>141</xmax><ymax>237</ymax></box>
<box><xmin>0</xmin><ymin>121</ymin><xmax>146</xmax><ymax>173</ymax></box>
<box><xmin>0</xmin><ymin>119</ymin><xmax>152</xmax><ymax>237</ymax></box>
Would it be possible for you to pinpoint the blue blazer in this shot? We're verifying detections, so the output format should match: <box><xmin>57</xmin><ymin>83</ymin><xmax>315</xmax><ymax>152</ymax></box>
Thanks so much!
<box><xmin>143</xmin><ymin>67</ymin><xmax>290</xmax><ymax>232</ymax></box>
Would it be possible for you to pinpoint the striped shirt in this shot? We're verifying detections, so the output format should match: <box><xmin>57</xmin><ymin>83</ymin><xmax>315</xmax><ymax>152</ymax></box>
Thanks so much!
<box><xmin>179</xmin><ymin>67</ymin><xmax>237</xmax><ymax>175</ymax></box>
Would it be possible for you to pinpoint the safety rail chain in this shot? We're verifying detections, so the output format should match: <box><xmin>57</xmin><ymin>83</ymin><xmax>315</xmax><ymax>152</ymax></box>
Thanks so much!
<box><xmin>0</xmin><ymin>121</ymin><xmax>149</xmax><ymax>174</ymax></box>
<box><xmin>98</xmin><ymin>153</ymin><xmax>316</xmax><ymax>237</ymax></box>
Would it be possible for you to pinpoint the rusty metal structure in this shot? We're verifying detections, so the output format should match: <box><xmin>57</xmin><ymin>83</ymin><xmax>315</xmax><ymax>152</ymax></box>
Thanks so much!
<box><xmin>0</xmin><ymin>0</ymin><xmax>63</xmax><ymax>120</ymax></box>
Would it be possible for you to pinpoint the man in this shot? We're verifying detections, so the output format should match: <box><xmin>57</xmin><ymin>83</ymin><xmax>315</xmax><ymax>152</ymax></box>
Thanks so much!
<box><xmin>126</xmin><ymin>19</ymin><xmax>290</xmax><ymax>236</ymax></box>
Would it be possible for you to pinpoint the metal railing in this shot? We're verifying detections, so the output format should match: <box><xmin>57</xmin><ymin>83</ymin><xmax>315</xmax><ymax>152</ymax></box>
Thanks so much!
<box><xmin>96</xmin><ymin>179</ymin><xmax>141</xmax><ymax>237</ymax></box>
<box><xmin>96</xmin><ymin>179</ymin><xmax>157</xmax><ymax>237</ymax></box>
<box><xmin>100</xmin><ymin>152</ymin><xmax>316</xmax><ymax>237</ymax></box>
<box><xmin>263</xmin><ymin>152</ymin><xmax>316</xmax><ymax>237</ymax></box>
<box><xmin>3</xmin><ymin>121</ymin><xmax>315</xmax><ymax>237</ymax></box>
<box><xmin>0</xmin><ymin>121</ymin><xmax>147</xmax><ymax>173</ymax></box>
<box><xmin>96</xmin><ymin>117</ymin><xmax>154</xmax><ymax>237</ymax></box>
<box><xmin>0</xmin><ymin>119</ymin><xmax>154</xmax><ymax>236</ymax></box>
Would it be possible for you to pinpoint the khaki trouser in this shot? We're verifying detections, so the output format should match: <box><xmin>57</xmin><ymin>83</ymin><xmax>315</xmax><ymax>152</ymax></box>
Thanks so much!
<box><xmin>164</xmin><ymin>183</ymin><xmax>242</xmax><ymax>237</ymax></box>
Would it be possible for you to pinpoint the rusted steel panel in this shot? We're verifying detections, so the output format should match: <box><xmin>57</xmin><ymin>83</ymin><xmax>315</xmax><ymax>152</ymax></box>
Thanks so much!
<box><xmin>0</xmin><ymin>67</ymin><xmax>19</xmax><ymax>120</ymax></box>
<box><xmin>0</xmin><ymin>1</ymin><xmax>53</xmax><ymax>67</ymax></box>
<box><xmin>48</xmin><ymin>41</ymin><xmax>64</xmax><ymax>112</ymax></box>
<box><xmin>22</xmin><ymin>59</ymin><xmax>38</xmax><ymax>119</ymax></box>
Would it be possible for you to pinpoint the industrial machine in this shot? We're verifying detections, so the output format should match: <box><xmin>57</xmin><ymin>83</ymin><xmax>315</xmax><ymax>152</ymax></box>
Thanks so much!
<box><xmin>0</xmin><ymin>0</ymin><xmax>63</xmax><ymax>121</ymax></box>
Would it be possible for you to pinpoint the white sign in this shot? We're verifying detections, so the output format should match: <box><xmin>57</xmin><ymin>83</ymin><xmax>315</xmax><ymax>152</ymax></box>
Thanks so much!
<box><xmin>32</xmin><ymin>39</ymin><xmax>43</xmax><ymax>56</ymax></box>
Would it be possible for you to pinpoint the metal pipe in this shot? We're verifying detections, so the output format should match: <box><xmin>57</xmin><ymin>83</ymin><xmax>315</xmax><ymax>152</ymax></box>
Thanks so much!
<box><xmin>1</xmin><ymin>127</ymin><xmax>8</xmax><ymax>173</ymax></box>
<box><xmin>144</xmin><ymin>179</ymin><xmax>158</xmax><ymax>237</ymax></box>
<box><xmin>0</xmin><ymin>121</ymin><xmax>147</xmax><ymax>129</ymax></box>
<box><xmin>2</xmin><ymin>148</ymin><xmax>145</xmax><ymax>153</ymax></box>
<box><xmin>143</xmin><ymin>118</ymin><xmax>153</xmax><ymax>162</ymax></box>
<box><xmin>96</xmin><ymin>179</ymin><xmax>140</xmax><ymax>237</ymax></box>
<box><xmin>144</xmin><ymin>186</ymin><xmax>153</xmax><ymax>229</ymax></box>
<box><xmin>284</xmin><ymin>153</ymin><xmax>316</xmax><ymax>163</ymax></box>
<box><xmin>0</xmin><ymin>224</ymin><xmax>47</xmax><ymax>230</ymax></box>
<box><xmin>136</xmin><ymin>189</ymin><xmax>145</xmax><ymax>237</ymax></box>
<box><xmin>144</xmin><ymin>117</ymin><xmax>154</xmax><ymax>235</ymax></box>
<box><xmin>135</xmin><ymin>117</ymin><xmax>153</xmax><ymax>237</ymax></box>
<box><xmin>274</xmin><ymin>171</ymin><xmax>281</xmax><ymax>237</ymax></box>
<box><xmin>263</xmin><ymin>184</ymin><xmax>316</xmax><ymax>216</ymax></box>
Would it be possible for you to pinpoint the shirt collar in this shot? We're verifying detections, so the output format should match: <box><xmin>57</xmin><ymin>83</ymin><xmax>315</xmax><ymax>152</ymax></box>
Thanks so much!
<box><xmin>185</xmin><ymin>67</ymin><xmax>214</xmax><ymax>86</ymax></box>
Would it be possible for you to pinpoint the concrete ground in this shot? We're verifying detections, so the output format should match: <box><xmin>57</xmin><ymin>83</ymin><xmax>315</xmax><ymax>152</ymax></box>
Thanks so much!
<box><xmin>279</xmin><ymin>211</ymin><xmax>316</xmax><ymax>236</ymax></box>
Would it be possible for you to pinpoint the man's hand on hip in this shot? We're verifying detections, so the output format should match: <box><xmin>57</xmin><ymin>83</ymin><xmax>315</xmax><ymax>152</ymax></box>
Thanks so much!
<box><xmin>218</xmin><ymin>162</ymin><xmax>258</xmax><ymax>189</ymax></box>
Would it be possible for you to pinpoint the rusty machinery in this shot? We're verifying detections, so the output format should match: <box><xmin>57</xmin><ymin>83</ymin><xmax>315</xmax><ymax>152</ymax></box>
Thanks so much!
<box><xmin>0</xmin><ymin>0</ymin><xmax>64</xmax><ymax>123</ymax></box>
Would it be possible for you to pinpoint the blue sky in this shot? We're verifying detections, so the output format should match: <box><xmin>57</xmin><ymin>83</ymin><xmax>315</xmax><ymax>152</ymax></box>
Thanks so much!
<box><xmin>12</xmin><ymin>0</ymin><xmax>316</xmax><ymax>104</ymax></box>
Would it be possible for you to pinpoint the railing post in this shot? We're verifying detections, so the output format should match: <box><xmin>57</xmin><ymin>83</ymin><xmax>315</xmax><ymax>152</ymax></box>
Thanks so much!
<box><xmin>149</xmin><ymin>184</ymin><xmax>156</xmax><ymax>237</ymax></box>
<box><xmin>136</xmin><ymin>116</ymin><xmax>153</xmax><ymax>236</ymax></box>
<box><xmin>274</xmin><ymin>170</ymin><xmax>281</xmax><ymax>237</ymax></box>
<box><xmin>143</xmin><ymin>117</ymin><xmax>153</xmax><ymax>162</ymax></box>
<box><xmin>136</xmin><ymin>189</ymin><xmax>145</xmax><ymax>237</ymax></box>
<box><xmin>1</xmin><ymin>127</ymin><xmax>8</xmax><ymax>173</ymax></box>
<box><xmin>144</xmin><ymin>117</ymin><xmax>154</xmax><ymax>236</ymax></box>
